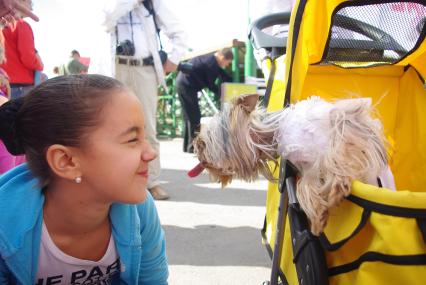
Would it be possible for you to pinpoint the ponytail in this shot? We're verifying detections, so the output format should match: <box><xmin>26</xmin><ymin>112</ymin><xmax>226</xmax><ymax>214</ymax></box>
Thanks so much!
<box><xmin>0</xmin><ymin>97</ymin><xmax>25</xmax><ymax>155</ymax></box>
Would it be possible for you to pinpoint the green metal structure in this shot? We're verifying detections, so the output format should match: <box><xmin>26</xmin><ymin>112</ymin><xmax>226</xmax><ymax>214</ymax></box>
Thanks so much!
<box><xmin>157</xmin><ymin>72</ymin><xmax>181</xmax><ymax>138</ymax></box>
<box><xmin>156</xmin><ymin>39</ymin><xmax>256</xmax><ymax>138</ymax></box>
<box><xmin>244</xmin><ymin>39</ymin><xmax>257</xmax><ymax>78</ymax></box>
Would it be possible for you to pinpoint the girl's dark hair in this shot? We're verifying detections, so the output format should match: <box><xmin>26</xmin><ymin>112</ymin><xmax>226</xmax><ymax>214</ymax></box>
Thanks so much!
<box><xmin>0</xmin><ymin>74</ymin><xmax>126</xmax><ymax>186</ymax></box>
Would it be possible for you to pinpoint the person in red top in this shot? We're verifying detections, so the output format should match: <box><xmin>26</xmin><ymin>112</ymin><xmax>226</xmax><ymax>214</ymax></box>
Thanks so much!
<box><xmin>1</xmin><ymin>0</ymin><xmax>42</xmax><ymax>99</ymax></box>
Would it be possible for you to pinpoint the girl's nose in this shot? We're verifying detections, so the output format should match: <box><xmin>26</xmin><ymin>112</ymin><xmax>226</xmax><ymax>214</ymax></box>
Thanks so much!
<box><xmin>141</xmin><ymin>140</ymin><xmax>157</xmax><ymax>162</ymax></box>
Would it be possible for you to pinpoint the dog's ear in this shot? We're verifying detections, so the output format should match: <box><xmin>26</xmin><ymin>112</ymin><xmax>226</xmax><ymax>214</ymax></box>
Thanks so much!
<box><xmin>233</xmin><ymin>94</ymin><xmax>259</xmax><ymax>112</ymax></box>
<box><xmin>193</xmin><ymin>136</ymin><xmax>207</xmax><ymax>163</ymax></box>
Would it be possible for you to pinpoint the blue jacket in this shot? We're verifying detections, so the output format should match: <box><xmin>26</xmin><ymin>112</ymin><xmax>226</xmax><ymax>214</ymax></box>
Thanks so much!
<box><xmin>0</xmin><ymin>164</ymin><xmax>168</xmax><ymax>284</ymax></box>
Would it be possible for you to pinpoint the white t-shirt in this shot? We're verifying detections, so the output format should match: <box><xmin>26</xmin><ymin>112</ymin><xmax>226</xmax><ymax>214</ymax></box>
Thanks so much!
<box><xmin>36</xmin><ymin>221</ymin><xmax>120</xmax><ymax>285</ymax></box>
<box><xmin>115</xmin><ymin>7</ymin><xmax>151</xmax><ymax>60</ymax></box>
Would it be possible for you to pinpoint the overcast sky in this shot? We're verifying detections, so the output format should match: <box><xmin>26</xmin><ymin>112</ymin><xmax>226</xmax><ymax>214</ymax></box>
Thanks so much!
<box><xmin>31</xmin><ymin>0</ymin><xmax>290</xmax><ymax>77</ymax></box>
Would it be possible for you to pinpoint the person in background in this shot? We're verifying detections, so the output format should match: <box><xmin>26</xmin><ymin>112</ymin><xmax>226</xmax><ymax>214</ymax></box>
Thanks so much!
<box><xmin>0</xmin><ymin>96</ymin><xmax>14</xmax><ymax>173</ymax></box>
<box><xmin>176</xmin><ymin>48</ymin><xmax>233</xmax><ymax>153</ymax></box>
<box><xmin>104</xmin><ymin>0</ymin><xmax>188</xmax><ymax>200</ymax></box>
<box><xmin>0</xmin><ymin>0</ymin><xmax>39</xmax><ymax>25</ymax></box>
<box><xmin>0</xmin><ymin>0</ymin><xmax>43</xmax><ymax>99</ymax></box>
<box><xmin>0</xmin><ymin>95</ymin><xmax>25</xmax><ymax>173</ymax></box>
<box><xmin>0</xmin><ymin>32</ymin><xmax>10</xmax><ymax>98</ymax></box>
<box><xmin>53</xmin><ymin>66</ymin><xmax>59</xmax><ymax>75</ymax></box>
<box><xmin>0</xmin><ymin>67</ymin><xmax>9</xmax><ymax>97</ymax></box>
<box><xmin>59</xmin><ymin>50</ymin><xmax>89</xmax><ymax>75</ymax></box>
<box><xmin>0</xmin><ymin>29</ymin><xmax>24</xmax><ymax>174</ymax></box>
<box><xmin>0</xmin><ymin>75</ymin><xmax>168</xmax><ymax>284</ymax></box>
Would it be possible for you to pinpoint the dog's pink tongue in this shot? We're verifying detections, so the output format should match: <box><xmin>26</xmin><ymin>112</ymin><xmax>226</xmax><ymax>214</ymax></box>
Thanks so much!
<box><xmin>188</xmin><ymin>163</ymin><xmax>204</xmax><ymax>177</ymax></box>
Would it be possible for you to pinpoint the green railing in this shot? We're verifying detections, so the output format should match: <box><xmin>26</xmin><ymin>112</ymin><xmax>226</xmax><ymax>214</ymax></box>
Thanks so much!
<box><xmin>156</xmin><ymin>39</ymin><xmax>254</xmax><ymax>138</ymax></box>
<box><xmin>156</xmin><ymin>72</ymin><xmax>220</xmax><ymax>138</ymax></box>
<box><xmin>157</xmin><ymin>72</ymin><xmax>182</xmax><ymax>138</ymax></box>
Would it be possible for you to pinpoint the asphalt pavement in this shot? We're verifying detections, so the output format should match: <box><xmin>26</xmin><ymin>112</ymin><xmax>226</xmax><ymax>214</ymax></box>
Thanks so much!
<box><xmin>155</xmin><ymin>138</ymin><xmax>272</xmax><ymax>285</ymax></box>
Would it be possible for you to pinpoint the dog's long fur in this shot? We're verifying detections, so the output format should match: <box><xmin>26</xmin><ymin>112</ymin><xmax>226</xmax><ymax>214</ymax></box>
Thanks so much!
<box><xmin>194</xmin><ymin>96</ymin><xmax>388</xmax><ymax>235</ymax></box>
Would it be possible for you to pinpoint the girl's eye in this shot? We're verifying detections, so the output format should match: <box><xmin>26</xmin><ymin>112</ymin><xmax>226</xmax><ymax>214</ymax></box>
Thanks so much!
<box><xmin>128</xmin><ymin>138</ymin><xmax>139</xmax><ymax>143</ymax></box>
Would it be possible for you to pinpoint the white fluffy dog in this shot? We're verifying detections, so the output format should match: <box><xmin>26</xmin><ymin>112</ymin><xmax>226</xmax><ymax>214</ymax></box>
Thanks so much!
<box><xmin>189</xmin><ymin>95</ymin><xmax>391</xmax><ymax>235</ymax></box>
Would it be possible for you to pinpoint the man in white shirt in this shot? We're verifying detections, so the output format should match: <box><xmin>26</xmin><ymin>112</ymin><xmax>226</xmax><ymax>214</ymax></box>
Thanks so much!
<box><xmin>104</xmin><ymin>0</ymin><xmax>187</xmax><ymax>200</ymax></box>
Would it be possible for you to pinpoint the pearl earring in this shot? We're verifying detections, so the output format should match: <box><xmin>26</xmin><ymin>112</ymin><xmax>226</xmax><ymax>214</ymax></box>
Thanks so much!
<box><xmin>75</xmin><ymin>177</ymin><xmax>82</xmax><ymax>184</ymax></box>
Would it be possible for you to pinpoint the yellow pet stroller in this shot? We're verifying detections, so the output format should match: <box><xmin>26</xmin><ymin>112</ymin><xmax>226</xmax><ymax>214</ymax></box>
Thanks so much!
<box><xmin>249</xmin><ymin>1</ymin><xmax>426</xmax><ymax>284</ymax></box>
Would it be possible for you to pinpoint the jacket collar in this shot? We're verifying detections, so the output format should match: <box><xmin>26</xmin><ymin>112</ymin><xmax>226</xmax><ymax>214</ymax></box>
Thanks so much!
<box><xmin>110</xmin><ymin>203</ymin><xmax>142</xmax><ymax>247</ymax></box>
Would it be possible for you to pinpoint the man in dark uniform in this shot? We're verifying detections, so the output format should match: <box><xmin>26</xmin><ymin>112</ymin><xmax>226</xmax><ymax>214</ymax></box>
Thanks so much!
<box><xmin>176</xmin><ymin>48</ymin><xmax>233</xmax><ymax>153</ymax></box>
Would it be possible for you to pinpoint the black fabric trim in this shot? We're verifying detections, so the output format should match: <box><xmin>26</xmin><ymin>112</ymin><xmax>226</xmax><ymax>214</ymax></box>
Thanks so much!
<box><xmin>319</xmin><ymin>209</ymin><xmax>371</xmax><ymax>251</ymax></box>
<box><xmin>262</xmin><ymin>59</ymin><xmax>276</xmax><ymax>108</ymax></box>
<box><xmin>321</xmin><ymin>195</ymin><xmax>426</xmax><ymax>251</ymax></box>
<box><xmin>347</xmin><ymin>195</ymin><xmax>426</xmax><ymax>218</ymax></box>
<box><xmin>318</xmin><ymin>0</ymin><xmax>426</xmax><ymax>69</ymax></box>
<box><xmin>328</xmin><ymin>252</ymin><xmax>426</xmax><ymax>276</ymax></box>
<box><xmin>416</xmin><ymin>218</ymin><xmax>426</xmax><ymax>244</ymax></box>
<box><xmin>403</xmin><ymin>64</ymin><xmax>426</xmax><ymax>83</ymax></box>
<box><xmin>283</xmin><ymin>0</ymin><xmax>308</xmax><ymax>107</ymax></box>
<box><xmin>292</xmin><ymin>229</ymin><xmax>316</xmax><ymax>262</ymax></box>
<box><xmin>409</xmin><ymin>64</ymin><xmax>426</xmax><ymax>83</ymax></box>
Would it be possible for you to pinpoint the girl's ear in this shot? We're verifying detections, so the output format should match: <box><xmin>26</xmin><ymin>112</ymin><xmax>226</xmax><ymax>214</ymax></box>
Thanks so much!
<box><xmin>45</xmin><ymin>144</ymin><xmax>81</xmax><ymax>181</ymax></box>
<box><xmin>234</xmin><ymin>94</ymin><xmax>259</xmax><ymax>112</ymax></box>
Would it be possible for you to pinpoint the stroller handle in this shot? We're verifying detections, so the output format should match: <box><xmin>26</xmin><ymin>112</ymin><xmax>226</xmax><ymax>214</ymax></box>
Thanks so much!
<box><xmin>249</xmin><ymin>12</ymin><xmax>407</xmax><ymax>58</ymax></box>
<box><xmin>248</xmin><ymin>12</ymin><xmax>291</xmax><ymax>50</ymax></box>
<box><xmin>332</xmin><ymin>14</ymin><xmax>407</xmax><ymax>57</ymax></box>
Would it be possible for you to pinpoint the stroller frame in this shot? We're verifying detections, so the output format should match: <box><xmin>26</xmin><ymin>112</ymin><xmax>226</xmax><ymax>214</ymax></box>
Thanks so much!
<box><xmin>250</xmin><ymin>1</ymin><xmax>426</xmax><ymax>284</ymax></box>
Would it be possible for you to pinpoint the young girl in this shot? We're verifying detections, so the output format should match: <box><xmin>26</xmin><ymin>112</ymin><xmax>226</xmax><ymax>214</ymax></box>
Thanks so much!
<box><xmin>0</xmin><ymin>74</ymin><xmax>168</xmax><ymax>284</ymax></box>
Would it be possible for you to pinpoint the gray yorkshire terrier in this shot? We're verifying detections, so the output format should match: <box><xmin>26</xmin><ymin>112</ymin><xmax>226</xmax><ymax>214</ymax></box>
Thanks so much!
<box><xmin>189</xmin><ymin>94</ymin><xmax>390</xmax><ymax>235</ymax></box>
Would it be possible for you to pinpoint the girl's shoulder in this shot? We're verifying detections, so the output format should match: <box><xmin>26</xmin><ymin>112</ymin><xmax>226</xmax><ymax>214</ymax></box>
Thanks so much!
<box><xmin>0</xmin><ymin>164</ymin><xmax>43</xmax><ymax>252</ymax></box>
<box><xmin>0</xmin><ymin>164</ymin><xmax>43</xmax><ymax>212</ymax></box>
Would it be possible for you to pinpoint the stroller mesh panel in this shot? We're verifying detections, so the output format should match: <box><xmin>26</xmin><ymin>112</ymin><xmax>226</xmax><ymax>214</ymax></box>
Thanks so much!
<box><xmin>322</xmin><ymin>2</ymin><xmax>426</xmax><ymax>67</ymax></box>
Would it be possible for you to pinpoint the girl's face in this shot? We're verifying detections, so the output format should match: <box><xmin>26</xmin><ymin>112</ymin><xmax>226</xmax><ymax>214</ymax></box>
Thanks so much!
<box><xmin>76</xmin><ymin>90</ymin><xmax>156</xmax><ymax>204</ymax></box>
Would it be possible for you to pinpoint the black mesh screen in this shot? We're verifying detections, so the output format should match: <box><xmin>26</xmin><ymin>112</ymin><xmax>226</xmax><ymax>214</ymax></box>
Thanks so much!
<box><xmin>322</xmin><ymin>2</ymin><xmax>426</xmax><ymax>67</ymax></box>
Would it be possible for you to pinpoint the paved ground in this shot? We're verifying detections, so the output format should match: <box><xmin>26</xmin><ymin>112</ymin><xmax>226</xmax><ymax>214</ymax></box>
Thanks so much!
<box><xmin>155</xmin><ymin>138</ymin><xmax>272</xmax><ymax>285</ymax></box>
